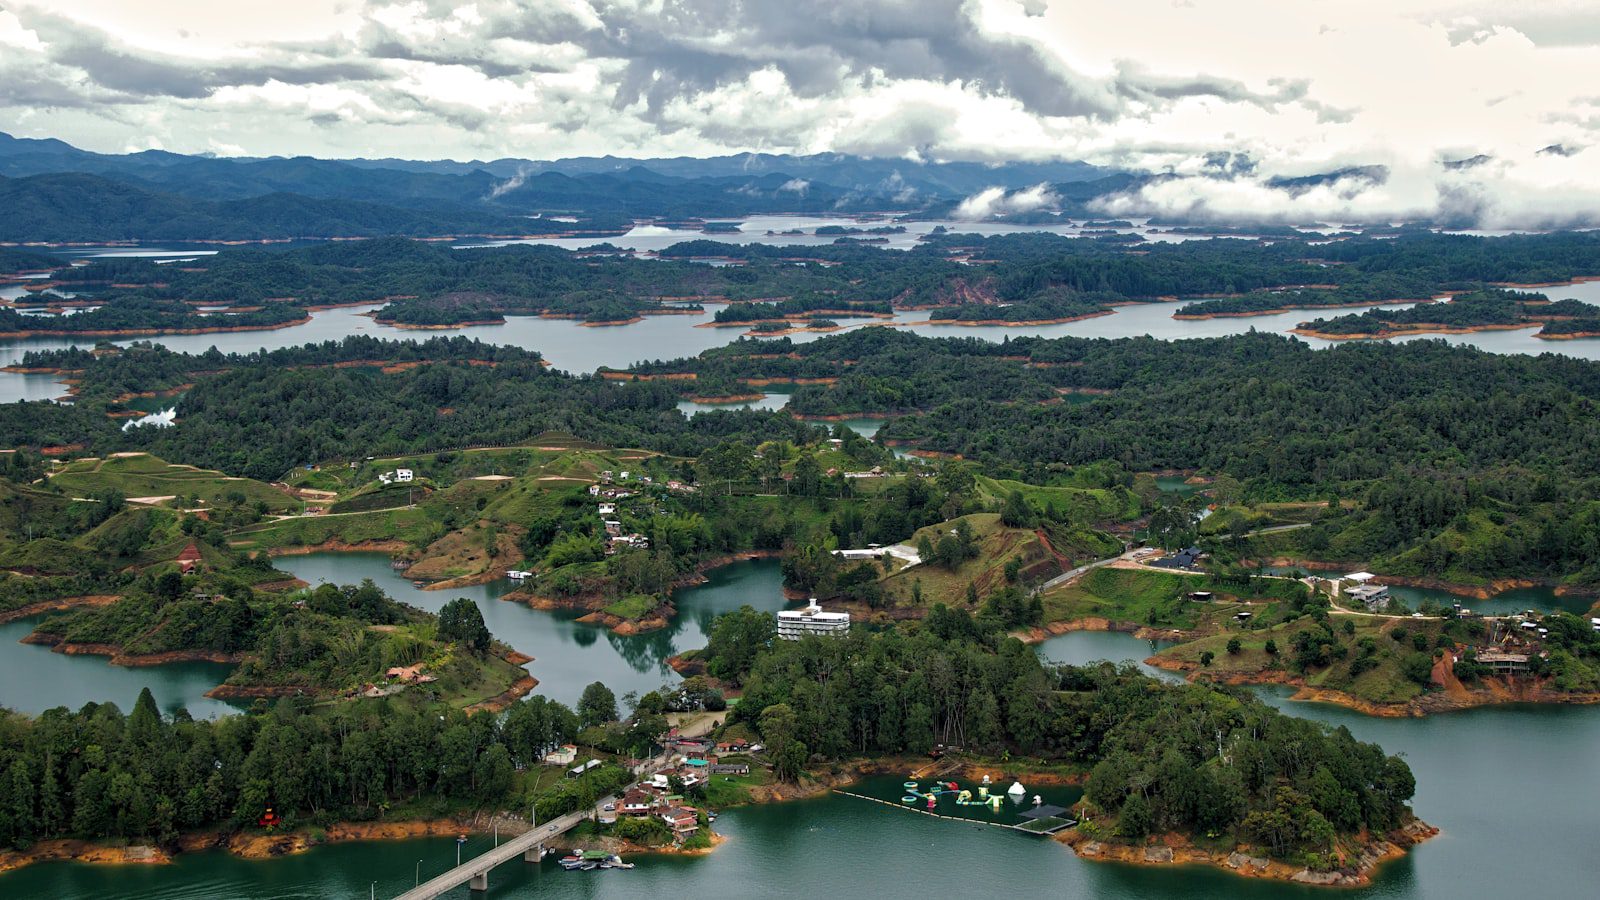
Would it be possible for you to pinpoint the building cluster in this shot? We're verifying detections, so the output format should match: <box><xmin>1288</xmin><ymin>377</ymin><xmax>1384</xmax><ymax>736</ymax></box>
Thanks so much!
<box><xmin>377</xmin><ymin>468</ymin><xmax>414</xmax><ymax>485</ymax></box>
<box><xmin>591</xmin><ymin>735</ymin><xmax>757</xmax><ymax>843</ymax></box>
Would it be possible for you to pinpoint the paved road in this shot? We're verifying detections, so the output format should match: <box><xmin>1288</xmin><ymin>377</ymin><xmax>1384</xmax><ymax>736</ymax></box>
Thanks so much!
<box><xmin>1036</xmin><ymin>551</ymin><xmax>1125</xmax><ymax>593</ymax></box>
<box><xmin>392</xmin><ymin>798</ymin><xmax>614</xmax><ymax>900</ymax></box>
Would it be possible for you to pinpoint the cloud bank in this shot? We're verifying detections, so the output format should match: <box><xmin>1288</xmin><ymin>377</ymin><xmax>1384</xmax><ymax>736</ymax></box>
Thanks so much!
<box><xmin>4</xmin><ymin>1</ymin><xmax>1600</xmax><ymax>225</ymax></box>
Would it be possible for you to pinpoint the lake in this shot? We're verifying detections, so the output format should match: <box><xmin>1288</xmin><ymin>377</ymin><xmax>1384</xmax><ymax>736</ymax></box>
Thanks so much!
<box><xmin>274</xmin><ymin>553</ymin><xmax>799</xmax><ymax>709</ymax></box>
<box><xmin>10</xmin><ymin>244</ymin><xmax>1600</xmax><ymax>403</ymax></box>
<box><xmin>0</xmin><ymin>555</ymin><xmax>796</xmax><ymax>716</ymax></box>
<box><xmin>10</xmin><ymin>627</ymin><xmax>1599</xmax><ymax>899</ymax></box>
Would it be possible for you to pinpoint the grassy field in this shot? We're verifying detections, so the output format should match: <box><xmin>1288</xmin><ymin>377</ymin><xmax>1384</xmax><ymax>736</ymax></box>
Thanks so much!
<box><xmin>1041</xmin><ymin>566</ymin><xmax>1310</xmax><ymax>631</ymax></box>
<box><xmin>1153</xmin><ymin>613</ymin><xmax>1442</xmax><ymax>705</ymax></box>
<box><xmin>228</xmin><ymin>506</ymin><xmax>445</xmax><ymax>552</ymax></box>
<box><xmin>51</xmin><ymin>453</ymin><xmax>301</xmax><ymax>512</ymax></box>
<box><xmin>881</xmin><ymin>513</ymin><xmax>1061</xmax><ymax>606</ymax></box>
<box><xmin>602</xmin><ymin>594</ymin><xmax>659</xmax><ymax>620</ymax></box>
<box><xmin>976</xmin><ymin>475</ymin><xmax>1140</xmax><ymax>523</ymax></box>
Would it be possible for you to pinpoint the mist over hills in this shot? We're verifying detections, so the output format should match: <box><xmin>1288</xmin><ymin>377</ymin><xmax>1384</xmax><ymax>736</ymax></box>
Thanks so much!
<box><xmin>0</xmin><ymin>131</ymin><xmax>1130</xmax><ymax>242</ymax></box>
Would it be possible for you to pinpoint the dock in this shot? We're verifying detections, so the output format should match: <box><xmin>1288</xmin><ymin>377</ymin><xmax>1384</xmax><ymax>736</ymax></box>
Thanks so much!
<box><xmin>392</xmin><ymin>797</ymin><xmax>614</xmax><ymax>899</ymax></box>
<box><xmin>832</xmin><ymin>790</ymin><xmax>1077</xmax><ymax>835</ymax></box>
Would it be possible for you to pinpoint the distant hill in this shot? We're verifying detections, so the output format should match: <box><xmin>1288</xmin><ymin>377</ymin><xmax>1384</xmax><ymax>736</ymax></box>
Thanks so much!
<box><xmin>0</xmin><ymin>131</ymin><xmax>1118</xmax><ymax>229</ymax></box>
<box><xmin>0</xmin><ymin>172</ymin><xmax>560</xmax><ymax>243</ymax></box>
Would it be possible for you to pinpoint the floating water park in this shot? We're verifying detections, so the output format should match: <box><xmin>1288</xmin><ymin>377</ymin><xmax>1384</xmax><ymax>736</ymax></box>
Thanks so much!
<box><xmin>842</xmin><ymin>774</ymin><xmax>1078</xmax><ymax>836</ymax></box>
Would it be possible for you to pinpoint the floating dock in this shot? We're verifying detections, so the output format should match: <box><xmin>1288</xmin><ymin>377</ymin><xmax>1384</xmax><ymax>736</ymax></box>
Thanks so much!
<box><xmin>832</xmin><ymin>790</ymin><xmax>1077</xmax><ymax>835</ymax></box>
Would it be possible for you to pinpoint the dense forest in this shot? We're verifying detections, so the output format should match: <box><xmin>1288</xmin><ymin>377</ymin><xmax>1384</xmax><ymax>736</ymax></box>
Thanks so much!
<box><xmin>625</xmin><ymin>327</ymin><xmax>1600</xmax><ymax>585</ymax></box>
<box><xmin>0</xmin><ymin>684</ymin><xmax>611</xmax><ymax>847</ymax></box>
<box><xmin>1294</xmin><ymin>289</ymin><xmax>1597</xmax><ymax>336</ymax></box>
<box><xmin>703</xmin><ymin>606</ymin><xmax>1417</xmax><ymax>864</ymax></box>
<box><xmin>0</xmin><ymin>337</ymin><xmax>824</xmax><ymax>480</ymax></box>
<box><xmin>0</xmin><ymin>172</ymin><xmax>596</xmax><ymax>243</ymax></box>
<box><xmin>0</xmin><ymin>297</ymin><xmax>307</xmax><ymax>335</ymax></box>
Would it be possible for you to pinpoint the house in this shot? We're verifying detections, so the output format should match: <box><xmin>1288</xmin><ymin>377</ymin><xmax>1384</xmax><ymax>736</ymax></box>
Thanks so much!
<box><xmin>588</xmin><ymin>484</ymin><xmax>601</xmax><ymax>496</ymax></box>
<box><xmin>176</xmin><ymin>542</ymin><xmax>204</xmax><ymax>573</ymax></box>
<box><xmin>777</xmin><ymin>600</ymin><xmax>850</xmax><ymax>639</ymax></box>
<box><xmin>385</xmin><ymin>664</ymin><xmax>435</xmax><ymax>684</ymax></box>
<box><xmin>659</xmin><ymin>806</ymin><xmax>700</xmax><ymax>834</ymax></box>
<box><xmin>505</xmin><ymin>569</ymin><xmax>533</xmax><ymax>580</ymax></box>
<box><xmin>1477</xmin><ymin>650</ymin><xmax>1532</xmax><ymax>673</ymax></box>
<box><xmin>1347</xmin><ymin>584</ymin><xmax>1391</xmax><ymax>611</ymax></box>
<box><xmin>395</xmin><ymin>468</ymin><xmax>414</xmax><ymax>483</ymax></box>
<box><xmin>598</xmin><ymin>503</ymin><xmax>616</xmax><ymax>516</ymax></box>
<box><xmin>568</xmin><ymin>759</ymin><xmax>604</xmax><ymax>779</ymax></box>
<box><xmin>622</xmin><ymin>790</ymin><xmax>656</xmax><ymax>816</ymax></box>
<box><xmin>708</xmin><ymin>763</ymin><xmax>750</xmax><ymax>775</ymax></box>
<box><xmin>543</xmin><ymin>745</ymin><xmax>578</xmax><ymax>766</ymax></box>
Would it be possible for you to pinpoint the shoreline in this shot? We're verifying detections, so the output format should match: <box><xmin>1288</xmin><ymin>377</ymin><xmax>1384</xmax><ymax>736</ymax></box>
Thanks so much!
<box><xmin>503</xmin><ymin>550</ymin><xmax>783</xmax><ymax>634</ymax></box>
<box><xmin>0</xmin><ymin>593</ymin><xmax>119</xmax><ymax>625</ymax></box>
<box><xmin>1058</xmin><ymin>819</ymin><xmax>1438</xmax><ymax>887</ymax></box>
<box><xmin>0</xmin><ymin>751</ymin><xmax>1431</xmax><ymax>884</ymax></box>
<box><xmin>1172</xmin><ymin>298</ymin><xmax>1439</xmax><ymax>320</ymax></box>
<box><xmin>1290</xmin><ymin>322</ymin><xmax>1539</xmax><ymax>341</ymax></box>
<box><xmin>0</xmin><ymin>315</ymin><xmax>315</xmax><ymax>340</ymax></box>
<box><xmin>18</xmin><ymin>632</ymin><xmax>246</xmax><ymax>667</ymax></box>
<box><xmin>902</xmin><ymin>309</ymin><xmax>1116</xmax><ymax>328</ymax></box>
<box><xmin>1144</xmin><ymin>653</ymin><xmax>1600</xmax><ymax>717</ymax></box>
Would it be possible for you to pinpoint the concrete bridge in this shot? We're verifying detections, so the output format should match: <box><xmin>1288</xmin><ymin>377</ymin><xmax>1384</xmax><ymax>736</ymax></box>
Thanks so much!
<box><xmin>392</xmin><ymin>798</ymin><xmax>613</xmax><ymax>899</ymax></box>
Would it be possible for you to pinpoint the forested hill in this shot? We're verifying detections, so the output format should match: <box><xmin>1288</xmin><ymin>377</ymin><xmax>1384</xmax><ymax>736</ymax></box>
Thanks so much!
<box><xmin>0</xmin><ymin>173</ymin><xmax>586</xmax><ymax>243</ymax></box>
<box><xmin>1</xmin><ymin>337</ymin><xmax>824</xmax><ymax>481</ymax></box>
<box><xmin>704</xmin><ymin>608</ymin><xmax>1418</xmax><ymax>863</ymax></box>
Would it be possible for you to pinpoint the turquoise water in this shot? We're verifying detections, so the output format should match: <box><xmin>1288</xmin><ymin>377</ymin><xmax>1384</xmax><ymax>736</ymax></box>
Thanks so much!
<box><xmin>275</xmin><ymin>553</ymin><xmax>798</xmax><ymax>708</ymax></box>
<box><xmin>0</xmin><ymin>616</ymin><xmax>240</xmax><ymax>718</ymax></box>
<box><xmin>1384</xmin><ymin>583</ymin><xmax>1595</xmax><ymax>617</ymax></box>
<box><xmin>5</xmin><ymin>615</ymin><xmax>1600</xmax><ymax>898</ymax></box>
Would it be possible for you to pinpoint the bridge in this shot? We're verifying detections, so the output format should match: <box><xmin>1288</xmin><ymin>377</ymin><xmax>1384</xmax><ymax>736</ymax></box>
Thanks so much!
<box><xmin>392</xmin><ymin>797</ymin><xmax>614</xmax><ymax>899</ymax></box>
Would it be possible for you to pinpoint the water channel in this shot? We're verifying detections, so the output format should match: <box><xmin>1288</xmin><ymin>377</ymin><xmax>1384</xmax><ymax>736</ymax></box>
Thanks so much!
<box><xmin>7</xmin><ymin>627</ymin><xmax>1598</xmax><ymax>899</ymax></box>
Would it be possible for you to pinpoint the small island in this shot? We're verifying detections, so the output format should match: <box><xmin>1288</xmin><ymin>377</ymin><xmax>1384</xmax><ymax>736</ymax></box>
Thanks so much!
<box><xmin>1290</xmin><ymin>288</ymin><xmax>1599</xmax><ymax>339</ymax></box>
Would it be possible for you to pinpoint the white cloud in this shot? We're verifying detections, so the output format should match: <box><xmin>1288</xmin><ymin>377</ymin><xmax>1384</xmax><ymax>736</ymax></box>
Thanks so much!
<box><xmin>1</xmin><ymin>1</ymin><xmax>1599</xmax><ymax>224</ymax></box>
<box><xmin>955</xmin><ymin>183</ymin><xmax>1061</xmax><ymax>219</ymax></box>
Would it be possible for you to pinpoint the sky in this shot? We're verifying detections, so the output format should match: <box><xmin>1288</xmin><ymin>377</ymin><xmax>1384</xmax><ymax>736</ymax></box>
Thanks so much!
<box><xmin>4</xmin><ymin>0</ymin><xmax>1600</xmax><ymax>225</ymax></box>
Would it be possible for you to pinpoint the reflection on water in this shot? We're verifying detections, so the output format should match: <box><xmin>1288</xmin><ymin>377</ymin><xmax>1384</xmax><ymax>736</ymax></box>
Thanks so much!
<box><xmin>275</xmin><ymin>552</ymin><xmax>797</xmax><ymax>707</ymax></box>
<box><xmin>0</xmin><ymin>618</ymin><xmax>240</xmax><ymax>718</ymax></box>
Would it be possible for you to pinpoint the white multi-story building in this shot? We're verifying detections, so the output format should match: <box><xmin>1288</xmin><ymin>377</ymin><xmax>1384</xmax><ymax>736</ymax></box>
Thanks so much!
<box><xmin>777</xmin><ymin>600</ymin><xmax>850</xmax><ymax>640</ymax></box>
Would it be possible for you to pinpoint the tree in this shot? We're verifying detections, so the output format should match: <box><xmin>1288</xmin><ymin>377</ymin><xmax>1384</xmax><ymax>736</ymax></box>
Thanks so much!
<box><xmin>1226</xmin><ymin>638</ymin><xmax>1242</xmax><ymax>655</ymax></box>
<box><xmin>1199</xmin><ymin>650</ymin><xmax>1215</xmax><ymax>667</ymax></box>
<box><xmin>1000</xmin><ymin>490</ymin><xmax>1033</xmax><ymax>527</ymax></box>
<box><xmin>578</xmin><ymin>682</ymin><xmax>619</xmax><ymax>728</ymax></box>
<box><xmin>1264</xmin><ymin>639</ymin><xmax>1278</xmax><ymax>656</ymax></box>
<box><xmin>437</xmin><ymin>598</ymin><xmax>491</xmax><ymax>653</ymax></box>
<box><xmin>759</xmin><ymin>703</ymin><xmax>806</xmax><ymax>783</ymax></box>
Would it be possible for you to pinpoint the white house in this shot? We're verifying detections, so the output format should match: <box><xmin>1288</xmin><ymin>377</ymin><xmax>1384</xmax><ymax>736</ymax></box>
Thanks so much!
<box><xmin>395</xmin><ymin>468</ymin><xmax>414</xmax><ymax>483</ymax></box>
<box><xmin>598</xmin><ymin>503</ymin><xmax>616</xmax><ymax>516</ymax></box>
<box><xmin>543</xmin><ymin>745</ymin><xmax>578</xmax><ymax>766</ymax></box>
<box><xmin>777</xmin><ymin>600</ymin><xmax>850</xmax><ymax>640</ymax></box>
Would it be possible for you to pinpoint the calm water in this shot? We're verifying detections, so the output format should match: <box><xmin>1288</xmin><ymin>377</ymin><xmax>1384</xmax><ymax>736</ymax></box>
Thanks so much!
<box><xmin>676</xmin><ymin>392</ymin><xmax>886</xmax><ymax>438</ymax></box>
<box><xmin>1384</xmin><ymin>583</ymin><xmax>1596</xmax><ymax>618</ymax></box>
<box><xmin>275</xmin><ymin>553</ymin><xmax>798</xmax><ymax>709</ymax></box>
<box><xmin>0</xmin><ymin>617</ymin><xmax>239</xmax><ymax>718</ymax></box>
<box><xmin>12</xmin><ymin>629</ymin><xmax>1599</xmax><ymax>899</ymax></box>
<box><xmin>10</xmin><ymin>252</ymin><xmax>1600</xmax><ymax>402</ymax></box>
<box><xmin>0</xmin><ymin>556</ymin><xmax>793</xmax><ymax>717</ymax></box>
